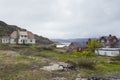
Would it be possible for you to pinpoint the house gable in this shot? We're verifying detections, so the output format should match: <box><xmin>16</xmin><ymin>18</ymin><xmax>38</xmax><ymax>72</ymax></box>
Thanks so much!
<box><xmin>99</xmin><ymin>35</ymin><xmax>119</xmax><ymax>48</ymax></box>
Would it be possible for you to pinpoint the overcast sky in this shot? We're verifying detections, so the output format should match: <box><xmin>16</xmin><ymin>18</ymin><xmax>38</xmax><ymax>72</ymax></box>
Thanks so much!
<box><xmin>0</xmin><ymin>0</ymin><xmax>120</xmax><ymax>39</ymax></box>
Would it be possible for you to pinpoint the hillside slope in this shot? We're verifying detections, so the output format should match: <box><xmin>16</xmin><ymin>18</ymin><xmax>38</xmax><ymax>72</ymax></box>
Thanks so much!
<box><xmin>0</xmin><ymin>20</ymin><xmax>53</xmax><ymax>44</ymax></box>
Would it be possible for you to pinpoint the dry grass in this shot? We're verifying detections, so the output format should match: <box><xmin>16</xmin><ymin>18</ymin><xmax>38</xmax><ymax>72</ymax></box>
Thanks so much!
<box><xmin>0</xmin><ymin>46</ymin><xmax>120</xmax><ymax>79</ymax></box>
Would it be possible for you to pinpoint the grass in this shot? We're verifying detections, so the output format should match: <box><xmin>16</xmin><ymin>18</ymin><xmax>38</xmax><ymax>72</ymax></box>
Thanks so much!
<box><xmin>26</xmin><ymin>48</ymin><xmax>120</xmax><ymax>77</ymax></box>
<box><xmin>0</xmin><ymin>50</ymin><xmax>52</xmax><ymax>80</ymax></box>
<box><xmin>0</xmin><ymin>45</ymin><xmax>120</xmax><ymax>79</ymax></box>
<box><xmin>33</xmin><ymin>50</ymin><xmax>79</xmax><ymax>62</ymax></box>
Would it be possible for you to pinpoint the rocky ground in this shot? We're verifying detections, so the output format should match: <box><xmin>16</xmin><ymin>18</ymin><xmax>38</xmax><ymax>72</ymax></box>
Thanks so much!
<box><xmin>41</xmin><ymin>62</ymin><xmax>120</xmax><ymax>80</ymax></box>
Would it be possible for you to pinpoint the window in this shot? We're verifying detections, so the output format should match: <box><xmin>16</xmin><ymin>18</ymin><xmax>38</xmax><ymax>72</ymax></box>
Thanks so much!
<box><xmin>111</xmin><ymin>52</ymin><xmax>114</xmax><ymax>54</ymax></box>
<box><xmin>104</xmin><ymin>52</ymin><xmax>107</xmax><ymax>56</ymax></box>
<box><xmin>21</xmin><ymin>40</ymin><xmax>23</xmax><ymax>42</ymax></box>
<box><xmin>24</xmin><ymin>35</ymin><xmax>27</xmax><ymax>37</ymax></box>
<box><xmin>21</xmin><ymin>35</ymin><xmax>23</xmax><ymax>37</ymax></box>
<box><xmin>30</xmin><ymin>40</ymin><xmax>32</xmax><ymax>42</ymax></box>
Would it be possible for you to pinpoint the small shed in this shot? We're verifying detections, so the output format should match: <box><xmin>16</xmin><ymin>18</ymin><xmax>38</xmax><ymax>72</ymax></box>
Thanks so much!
<box><xmin>95</xmin><ymin>48</ymin><xmax>120</xmax><ymax>56</ymax></box>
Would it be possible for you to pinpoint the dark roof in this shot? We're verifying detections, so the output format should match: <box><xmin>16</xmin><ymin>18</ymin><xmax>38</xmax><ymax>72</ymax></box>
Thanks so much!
<box><xmin>70</xmin><ymin>42</ymin><xmax>87</xmax><ymax>48</ymax></box>
<box><xmin>99</xmin><ymin>35</ymin><xmax>118</xmax><ymax>42</ymax></box>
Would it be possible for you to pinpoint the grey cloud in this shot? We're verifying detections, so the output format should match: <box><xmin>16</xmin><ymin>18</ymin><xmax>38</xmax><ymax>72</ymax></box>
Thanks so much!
<box><xmin>0</xmin><ymin>0</ymin><xmax>120</xmax><ymax>39</ymax></box>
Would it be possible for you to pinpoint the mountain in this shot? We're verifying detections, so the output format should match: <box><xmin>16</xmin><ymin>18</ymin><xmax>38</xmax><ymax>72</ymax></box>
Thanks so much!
<box><xmin>51</xmin><ymin>38</ymin><xmax>97</xmax><ymax>44</ymax></box>
<box><xmin>0</xmin><ymin>20</ymin><xmax>53</xmax><ymax>44</ymax></box>
<box><xmin>51</xmin><ymin>39</ymin><xmax>71</xmax><ymax>43</ymax></box>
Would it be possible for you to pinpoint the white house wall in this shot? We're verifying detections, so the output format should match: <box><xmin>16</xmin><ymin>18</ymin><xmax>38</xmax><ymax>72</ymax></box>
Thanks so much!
<box><xmin>10</xmin><ymin>39</ymin><xmax>16</xmax><ymax>44</ymax></box>
<box><xmin>95</xmin><ymin>49</ymin><xmax>120</xmax><ymax>56</ymax></box>
<box><xmin>18</xmin><ymin>39</ymin><xmax>35</xmax><ymax>44</ymax></box>
<box><xmin>19</xmin><ymin>36</ymin><xmax>28</xmax><ymax>40</ymax></box>
<box><xmin>2</xmin><ymin>39</ymin><xmax>10</xmax><ymax>44</ymax></box>
<box><xmin>27</xmin><ymin>39</ymin><xmax>36</xmax><ymax>44</ymax></box>
<box><xmin>18</xmin><ymin>39</ymin><xmax>25</xmax><ymax>44</ymax></box>
<box><xmin>18</xmin><ymin>34</ymin><xmax>35</xmax><ymax>44</ymax></box>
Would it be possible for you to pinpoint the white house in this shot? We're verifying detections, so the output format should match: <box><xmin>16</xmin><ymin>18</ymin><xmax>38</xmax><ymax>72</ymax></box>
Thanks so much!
<box><xmin>2</xmin><ymin>36</ymin><xmax>10</xmax><ymax>44</ymax></box>
<box><xmin>95</xmin><ymin>48</ymin><xmax>120</xmax><ymax>57</ymax></box>
<box><xmin>2</xmin><ymin>30</ymin><xmax>36</xmax><ymax>44</ymax></box>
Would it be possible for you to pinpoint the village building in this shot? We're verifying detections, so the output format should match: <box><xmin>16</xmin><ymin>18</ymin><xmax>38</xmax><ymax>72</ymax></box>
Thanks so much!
<box><xmin>67</xmin><ymin>39</ymin><xmax>92</xmax><ymax>53</ymax></box>
<box><xmin>95</xmin><ymin>35</ymin><xmax>120</xmax><ymax>56</ymax></box>
<box><xmin>2</xmin><ymin>30</ymin><xmax>36</xmax><ymax>44</ymax></box>
<box><xmin>95</xmin><ymin>48</ymin><xmax>120</xmax><ymax>57</ymax></box>
<box><xmin>67</xmin><ymin>42</ymin><xmax>88</xmax><ymax>53</ymax></box>
<box><xmin>99</xmin><ymin>35</ymin><xmax>119</xmax><ymax>48</ymax></box>
<box><xmin>2</xmin><ymin>36</ymin><xmax>10</xmax><ymax>44</ymax></box>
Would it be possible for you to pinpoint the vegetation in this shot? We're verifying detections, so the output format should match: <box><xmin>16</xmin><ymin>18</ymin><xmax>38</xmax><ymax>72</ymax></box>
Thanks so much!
<box><xmin>73</xmin><ymin>51</ymin><xmax>96</xmax><ymax>57</ymax></box>
<box><xmin>0</xmin><ymin>49</ymin><xmax>53</xmax><ymax>80</ymax></box>
<box><xmin>77</xmin><ymin>58</ymin><xmax>96</xmax><ymax>69</ymax></box>
<box><xmin>0</xmin><ymin>44</ymin><xmax>119</xmax><ymax>79</ymax></box>
<box><xmin>111</xmin><ymin>55</ymin><xmax>120</xmax><ymax>61</ymax></box>
<box><xmin>88</xmin><ymin>40</ymin><xmax>102</xmax><ymax>52</ymax></box>
<box><xmin>109</xmin><ymin>55</ymin><xmax>120</xmax><ymax>64</ymax></box>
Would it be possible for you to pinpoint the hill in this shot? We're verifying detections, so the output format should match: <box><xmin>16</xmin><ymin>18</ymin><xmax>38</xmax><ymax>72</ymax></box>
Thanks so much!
<box><xmin>0</xmin><ymin>20</ymin><xmax>53</xmax><ymax>44</ymax></box>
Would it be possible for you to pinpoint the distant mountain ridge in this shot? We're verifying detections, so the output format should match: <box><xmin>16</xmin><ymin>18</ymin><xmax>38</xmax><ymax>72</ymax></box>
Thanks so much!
<box><xmin>51</xmin><ymin>39</ymin><xmax>71</xmax><ymax>43</ymax></box>
<box><xmin>51</xmin><ymin>38</ymin><xmax>96</xmax><ymax>43</ymax></box>
<box><xmin>0</xmin><ymin>20</ymin><xmax>53</xmax><ymax>44</ymax></box>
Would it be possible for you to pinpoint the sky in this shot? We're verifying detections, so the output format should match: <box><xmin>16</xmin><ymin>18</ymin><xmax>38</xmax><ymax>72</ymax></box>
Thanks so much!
<box><xmin>0</xmin><ymin>0</ymin><xmax>120</xmax><ymax>39</ymax></box>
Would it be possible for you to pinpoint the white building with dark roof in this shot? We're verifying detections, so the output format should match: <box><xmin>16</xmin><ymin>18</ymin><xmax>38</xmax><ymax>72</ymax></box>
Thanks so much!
<box><xmin>2</xmin><ymin>30</ymin><xmax>36</xmax><ymax>44</ymax></box>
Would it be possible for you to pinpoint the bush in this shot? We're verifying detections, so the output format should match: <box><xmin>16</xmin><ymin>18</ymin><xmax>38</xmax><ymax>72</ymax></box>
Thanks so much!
<box><xmin>0</xmin><ymin>44</ymin><xmax>12</xmax><ymax>50</ymax></box>
<box><xmin>35</xmin><ymin>46</ymin><xmax>54</xmax><ymax>51</ymax></box>
<box><xmin>77</xmin><ymin>58</ymin><xmax>96</xmax><ymax>69</ymax></box>
<box><xmin>110</xmin><ymin>56</ymin><xmax>120</xmax><ymax>64</ymax></box>
<box><xmin>111</xmin><ymin>56</ymin><xmax>120</xmax><ymax>61</ymax></box>
<box><xmin>73</xmin><ymin>51</ymin><xmax>96</xmax><ymax>57</ymax></box>
<box><xmin>42</xmin><ymin>47</ymin><xmax>53</xmax><ymax>51</ymax></box>
<box><xmin>88</xmin><ymin>40</ymin><xmax>102</xmax><ymax>52</ymax></box>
